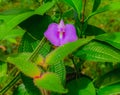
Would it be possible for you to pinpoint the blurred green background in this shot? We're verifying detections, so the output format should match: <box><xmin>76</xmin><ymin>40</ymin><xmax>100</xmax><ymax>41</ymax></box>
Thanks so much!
<box><xmin>0</xmin><ymin>0</ymin><xmax>120</xmax><ymax>32</ymax></box>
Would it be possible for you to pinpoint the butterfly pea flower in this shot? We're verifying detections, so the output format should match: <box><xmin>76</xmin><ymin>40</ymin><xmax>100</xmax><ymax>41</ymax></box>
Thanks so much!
<box><xmin>44</xmin><ymin>20</ymin><xmax>78</xmax><ymax>46</ymax></box>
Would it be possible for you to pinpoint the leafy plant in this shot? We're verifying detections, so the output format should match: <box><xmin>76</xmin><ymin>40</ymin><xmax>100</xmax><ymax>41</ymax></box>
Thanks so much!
<box><xmin>0</xmin><ymin>0</ymin><xmax>120</xmax><ymax>95</ymax></box>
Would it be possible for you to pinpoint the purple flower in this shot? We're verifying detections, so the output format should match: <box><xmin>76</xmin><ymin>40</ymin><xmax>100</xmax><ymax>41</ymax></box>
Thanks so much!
<box><xmin>44</xmin><ymin>20</ymin><xmax>78</xmax><ymax>46</ymax></box>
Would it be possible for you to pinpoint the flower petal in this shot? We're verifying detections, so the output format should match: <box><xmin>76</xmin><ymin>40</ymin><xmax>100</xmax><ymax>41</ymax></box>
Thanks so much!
<box><xmin>44</xmin><ymin>23</ymin><xmax>60</xmax><ymax>46</ymax></box>
<box><xmin>60</xmin><ymin>24</ymin><xmax>78</xmax><ymax>45</ymax></box>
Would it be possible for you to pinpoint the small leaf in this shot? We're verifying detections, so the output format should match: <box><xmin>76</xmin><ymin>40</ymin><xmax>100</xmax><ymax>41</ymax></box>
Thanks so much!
<box><xmin>46</xmin><ymin>37</ymin><xmax>94</xmax><ymax>65</ymax></box>
<box><xmin>97</xmin><ymin>83</ymin><xmax>120</xmax><ymax>95</ymax></box>
<box><xmin>34</xmin><ymin>73</ymin><xmax>67</xmax><ymax>93</ymax></box>
<box><xmin>74</xmin><ymin>41</ymin><xmax>120</xmax><ymax>62</ymax></box>
<box><xmin>7</xmin><ymin>53</ymin><xmax>41</xmax><ymax>78</ymax></box>
<box><xmin>63</xmin><ymin>0</ymin><xmax>82</xmax><ymax>16</ymax></box>
<box><xmin>66</xmin><ymin>77</ymin><xmax>96</xmax><ymax>95</ymax></box>
<box><xmin>96</xmin><ymin>32</ymin><xmax>120</xmax><ymax>50</ymax></box>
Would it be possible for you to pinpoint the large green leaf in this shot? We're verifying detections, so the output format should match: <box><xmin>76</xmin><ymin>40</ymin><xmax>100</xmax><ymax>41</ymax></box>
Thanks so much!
<box><xmin>45</xmin><ymin>37</ymin><xmax>94</xmax><ymax>65</ymax></box>
<box><xmin>7</xmin><ymin>53</ymin><xmax>41</xmax><ymax>78</ymax></box>
<box><xmin>63</xmin><ymin>0</ymin><xmax>82</xmax><ymax>16</ymax></box>
<box><xmin>96</xmin><ymin>32</ymin><xmax>120</xmax><ymax>50</ymax></box>
<box><xmin>34</xmin><ymin>73</ymin><xmax>67</xmax><ymax>93</ymax></box>
<box><xmin>74</xmin><ymin>41</ymin><xmax>120</xmax><ymax>62</ymax></box>
<box><xmin>66</xmin><ymin>77</ymin><xmax>96</xmax><ymax>95</ymax></box>
<box><xmin>97</xmin><ymin>83</ymin><xmax>120</xmax><ymax>95</ymax></box>
<box><xmin>92</xmin><ymin>0</ymin><xmax>101</xmax><ymax>12</ymax></box>
<box><xmin>85</xmin><ymin>2</ymin><xmax>120</xmax><ymax>22</ymax></box>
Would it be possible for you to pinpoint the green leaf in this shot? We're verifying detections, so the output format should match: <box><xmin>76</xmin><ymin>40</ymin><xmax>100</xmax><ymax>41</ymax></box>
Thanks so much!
<box><xmin>18</xmin><ymin>15</ymin><xmax>52</xmax><ymax>53</ymax></box>
<box><xmin>63</xmin><ymin>0</ymin><xmax>82</xmax><ymax>16</ymax></box>
<box><xmin>13</xmin><ymin>84</ymin><xmax>29</xmax><ymax>95</ymax></box>
<box><xmin>0</xmin><ymin>61</ymin><xmax>7</xmax><ymax>83</ymax></box>
<box><xmin>85</xmin><ymin>2</ymin><xmax>120</xmax><ymax>22</ymax></box>
<box><xmin>45</xmin><ymin>36</ymin><xmax>94</xmax><ymax>65</ymax></box>
<box><xmin>6</xmin><ymin>11</ymin><xmax>34</xmax><ymax>32</ymax></box>
<box><xmin>92</xmin><ymin>0</ymin><xmax>101</xmax><ymax>12</ymax></box>
<box><xmin>96</xmin><ymin>32</ymin><xmax>120</xmax><ymax>50</ymax></box>
<box><xmin>95</xmin><ymin>68</ymin><xmax>120</xmax><ymax>88</ymax></box>
<box><xmin>34</xmin><ymin>73</ymin><xmax>67</xmax><ymax>93</ymax></box>
<box><xmin>97</xmin><ymin>83</ymin><xmax>120</xmax><ymax>95</ymax></box>
<box><xmin>49</xmin><ymin>61</ymin><xmax>66</xmax><ymax>84</ymax></box>
<box><xmin>74</xmin><ymin>41</ymin><xmax>120</xmax><ymax>62</ymax></box>
<box><xmin>35</xmin><ymin>0</ymin><xmax>56</xmax><ymax>15</ymax></box>
<box><xmin>7</xmin><ymin>53</ymin><xmax>41</xmax><ymax>78</ymax></box>
<box><xmin>85</xmin><ymin>24</ymin><xmax>105</xmax><ymax>36</ymax></box>
<box><xmin>21</xmin><ymin>75</ymin><xmax>42</xmax><ymax>95</ymax></box>
<box><xmin>66</xmin><ymin>77</ymin><xmax>96</xmax><ymax>95</ymax></box>
<box><xmin>0</xmin><ymin>27</ymin><xmax>25</xmax><ymax>41</ymax></box>
<box><xmin>31</xmin><ymin>41</ymin><xmax>51</xmax><ymax>57</ymax></box>
<box><xmin>18</xmin><ymin>15</ymin><xmax>52</xmax><ymax>95</ymax></box>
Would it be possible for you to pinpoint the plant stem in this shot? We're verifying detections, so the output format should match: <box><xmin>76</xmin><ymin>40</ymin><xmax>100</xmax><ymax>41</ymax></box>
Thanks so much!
<box><xmin>80</xmin><ymin>0</ymin><xmax>87</xmax><ymax>37</ymax></box>
<box><xmin>28</xmin><ymin>37</ymin><xmax>47</xmax><ymax>62</ymax></box>
<box><xmin>81</xmin><ymin>0</ymin><xmax>87</xmax><ymax>24</ymax></box>
<box><xmin>0</xmin><ymin>73</ymin><xmax>21</xmax><ymax>94</ymax></box>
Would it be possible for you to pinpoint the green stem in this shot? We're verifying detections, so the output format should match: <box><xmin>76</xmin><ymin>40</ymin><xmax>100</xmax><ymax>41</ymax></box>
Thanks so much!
<box><xmin>81</xmin><ymin>0</ymin><xmax>86</xmax><ymax>23</ymax></box>
<box><xmin>81</xmin><ymin>0</ymin><xmax>87</xmax><ymax>37</ymax></box>
<box><xmin>0</xmin><ymin>73</ymin><xmax>21</xmax><ymax>94</ymax></box>
<box><xmin>28</xmin><ymin>37</ymin><xmax>47</xmax><ymax>62</ymax></box>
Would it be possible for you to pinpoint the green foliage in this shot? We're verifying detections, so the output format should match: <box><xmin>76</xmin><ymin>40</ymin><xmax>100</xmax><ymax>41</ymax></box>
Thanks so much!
<box><xmin>85</xmin><ymin>2</ymin><xmax>120</xmax><ymax>22</ymax></box>
<box><xmin>85</xmin><ymin>24</ymin><xmax>105</xmax><ymax>36</ymax></box>
<box><xmin>95</xmin><ymin>69</ymin><xmax>120</xmax><ymax>88</ymax></box>
<box><xmin>0</xmin><ymin>0</ymin><xmax>120</xmax><ymax>95</ymax></box>
<box><xmin>97</xmin><ymin>83</ymin><xmax>120</xmax><ymax>95</ymax></box>
<box><xmin>96</xmin><ymin>32</ymin><xmax>120</xmax><ymax>50</ymax></box>
<box><xmin>75</xmin><ymin>41</ymin><xmax>120</xmax><ymax>62</ymax></box>
<box><xmin>21</xmin><ymin>75</ymin><xmax>42</xmax><ymax>95</ymax></box>
<box><xmin>13</xmin><ymin>84</ymin><xmax>29</xmax><ymax>95</ymax></box>
<box><xmin>63</xmin><ymin>0</ymin><xmax>82</xmax><ymax>17</ymax></box>
<box><xmin>66</xmin><ymin>77</ymin><xmax>96</xmax><ymax>95</ymax></box>
<box><xmin>0</xmin><ymin>61</ymin><xmax>7</xmax><ymax>83</ymax></box>
<box><xmin>46</xmin><ymin>37</ymin><xmax>94</xmax><ymax>65</ymax></box>
<box><xmin>92</xmin><ymin>0</ymin><xmax>101</xmax><ymax>12</ymax></box>
<box><xmin>34</xmin><ymin>73</ymin><xmax>67</xmax><ymax>93</ymax></box>
<box><xmin>7</xmin><ymin>53</ymin><xmax>41</xmax><ymax>78</ymax></box>
<box><xmin>49</xmin><ymin>61</ymin><xmax>66</xmax><ymax>84</ymax></box>
<box><xmin>35</xmin><ymin>0</ymin><xmax>56</xmax><ymax>15</ymax></box>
